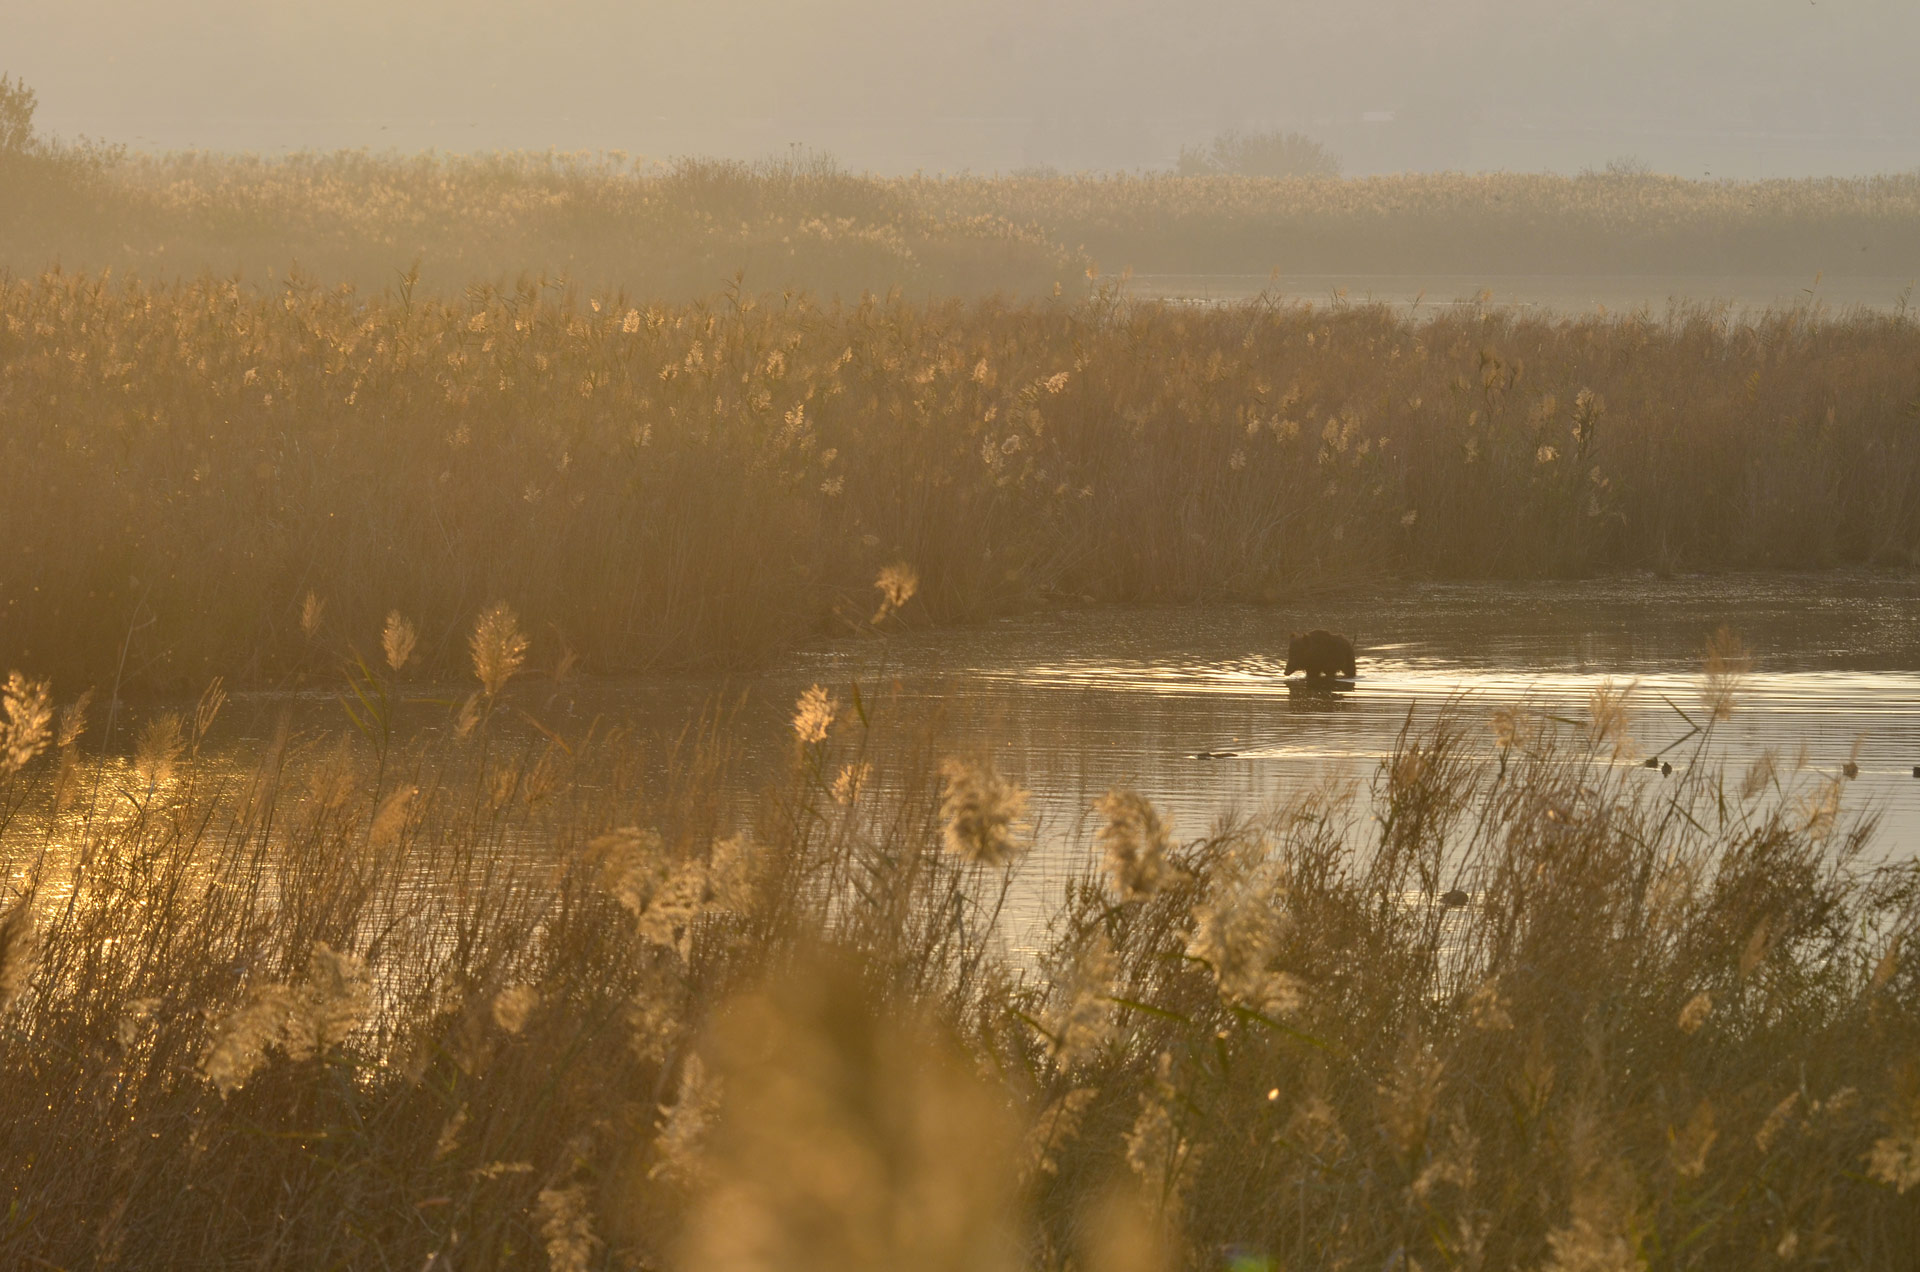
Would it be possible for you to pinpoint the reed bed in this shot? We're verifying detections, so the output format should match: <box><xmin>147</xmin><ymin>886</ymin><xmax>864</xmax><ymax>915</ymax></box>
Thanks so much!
<box><xmin>1</xmin><ymin>149</ymin><xmax>1076</xmax><ymax>300</ymax></box>
<box><xmin>8</xmin><ymin>148</ymin><xmax>1920</xmax><ymax>296</ymax></box>
<box><xmin>1</xmin><ymin>645</ymin><xmax>1916</xmax><ymax>1269</ymax></box>
<box><xmin>4</xmin><ymin>271</ymin><xmax>1918</xmax><ymax>691</ymax></box>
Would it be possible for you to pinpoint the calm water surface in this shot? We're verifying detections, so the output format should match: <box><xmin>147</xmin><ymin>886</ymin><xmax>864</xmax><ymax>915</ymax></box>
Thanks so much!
<box><xmin>767</xmin><ymin>573</ymin><xmax>1920</xmax><ymax>932</ymax></box>
<box><xmin>1126</xmin><ymin>272</ymin><xmax>1918</xmax><ymax>316</ymax></box>
<box><xmin>35</xmin><ymin>573</ymin><xmax>1920</xmax><ymax>948</ymax></box>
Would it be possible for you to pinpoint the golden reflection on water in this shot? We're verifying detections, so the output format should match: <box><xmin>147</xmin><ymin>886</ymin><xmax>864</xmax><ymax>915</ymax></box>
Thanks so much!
<box><xmin>790</xmin><ymin>575</ymin><xmax>1920</xmax><ymax>947</ymax></box>
<box><xmin>925</xmin><ymin>658</ymin><xmax>1920</xmax><ymax>952</ymax></box>
<box><xmin>11</xmin><ymin>576</ymin><xmax>1919</xmax><ymax>954</ymax></box>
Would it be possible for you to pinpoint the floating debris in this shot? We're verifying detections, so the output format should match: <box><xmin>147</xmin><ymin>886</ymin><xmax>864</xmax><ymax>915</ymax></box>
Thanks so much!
<box><xmin>1440</xmin><ymin>888</ymin><xmax>1470</xmax><ymax>908</ymax></box>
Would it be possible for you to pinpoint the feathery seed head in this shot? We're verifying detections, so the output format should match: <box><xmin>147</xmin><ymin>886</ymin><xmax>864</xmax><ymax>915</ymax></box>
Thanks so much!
<box><xmin>200</xmin><ymin>986</ymin><xmax>297</xmax><ymax>1096</ymax></box>
<box><xmin>1669</xmin><ymin>1100</ymin><xmax>1718</xmax><ymax>1179</ymax></box>
<box><xmin>1</xmin><ymin>672</ymin><xmax>53</xmax><ymax>774</ymax></box>
<box><xmin>470</xmin><ymin>602</ymin><xmax>529</xmax><ymax>697</ymax></box>
<box><xmin>56</xmin><ymin>687</ymin><xmax>92</xmax><ymax>749</ymax></box>
<box><xmin>534</xmin><ymin>1185</ymin><xmax>603</xmax><ymax>1272</ymax></box>
<box><xmin>831</xmin><ymin>761</ymin><xmax>871</xmax><ymax>806</ymax></box>
<box><xmin>492</xmin><ymin>983</ymin><xmax>538</xmax><ymax>1035</ymax></box>
<box><xmin>382</xmin><ymin>610</ymin><xmax>417</xmax><ymax>672</ymax></box>
<box><xmin>1022</xmin><ymin>1088</ymin><xmax>1097</xmax><ymax>1181</ymax></box>
<box><xmin>133</xmin><ymin>712</ymin><xmax>185</xmax><ymax>791</ymax></box>
<box><xmin>1046</xmin><ymin>932</ymin><xmax>1116</xmax><ymax>1068</ymax></box>
<box><xmin>937</xmin><ymin>756</ymin><xmax>1031</xmax><ymax>867</ymax></box>
<box><xmin>1186</xmin><ymin>851</ymin><xmax>1297</xmax><ymax>1014</ymax></box>
<box><xmin>792</xmin><ymin>684</ymin><xmax>836</xmax><ymax>745</ymax></box>
<box><xmin>1586</xmin><ymin>677</ymin><xmax>1638</xmax><ymax>762</ymax></box>
<box><xmin>1755</xmin><ymin>1093</ymin><xmax>1800</xmax><ymax>1154</ymax></box>
<box><xmin>300</xmin><ymin>591</ymin><xmax>326</xmax><ymax>638</ymax></box>
<box><xmin>368</xmin><ymin>785</ymin><xmax>415</xmax><ymax>848</ymax></box>
<box><xmin>1096</xmin><ymin>788</ymin><xmax>1175</xmax><ymax>901</ymax></box>
<box><xmin>193</xmin><ymin>676</ymin><xmax>226</xmax><ymax>750</ymax></box>
<box><xmin>873</xmin><ymin>563</ymin><xmax>919</xmax><ymax>622</ymax></box>
<box><xmin>283</xmin><ymin>942</ymin><xmax>372</xmax><ymax>1061</ymax></box>
<box><xmin>1701</xmin><ymin>626</ymin><xmax>1751</xmax><ymax>722</ymax></box>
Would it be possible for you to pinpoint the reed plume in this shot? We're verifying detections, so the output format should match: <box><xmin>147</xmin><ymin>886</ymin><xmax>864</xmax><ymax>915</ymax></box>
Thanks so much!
<box><xmin>470</xmin><ymin>602</ymin><xmax>529</xmax><ymax>697</ymax></box>
<box><xmin>936</xmin><ymin>756</ymin><xmax>1030</xmax><ymax>866</ymax></box>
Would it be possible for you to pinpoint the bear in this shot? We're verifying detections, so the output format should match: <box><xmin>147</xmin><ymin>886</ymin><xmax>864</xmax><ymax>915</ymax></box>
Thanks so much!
<box><xmin>1285</xmin><ymin>629</ymin><xmax>1356</xmax><ymax>679</ymax></box>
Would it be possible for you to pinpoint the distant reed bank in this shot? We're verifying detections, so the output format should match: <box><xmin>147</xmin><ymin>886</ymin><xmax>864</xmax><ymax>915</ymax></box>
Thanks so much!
<box><xmin>7</xmin><ymin>150</ymin><xmax>1920</xmax><ymax>296</ymax></box>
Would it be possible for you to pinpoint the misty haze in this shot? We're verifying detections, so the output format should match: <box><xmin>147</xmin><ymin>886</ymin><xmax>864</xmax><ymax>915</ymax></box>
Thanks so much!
<box><xmin>3</xmin><ymin>4</ymin><xmax>1919</xmax><ymax>1270</ymax></box>
<box><xmin>12</xmin><ymin>0</ymin><xmax>1920</xmax><ymax>176</ymax></box>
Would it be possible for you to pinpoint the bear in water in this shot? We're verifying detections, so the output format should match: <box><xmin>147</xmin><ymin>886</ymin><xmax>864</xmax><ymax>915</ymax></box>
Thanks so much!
<box><xmin>1286</xmin><ymin>629</ymin><xmax>1356</xmax><ymax>679</ymax></box>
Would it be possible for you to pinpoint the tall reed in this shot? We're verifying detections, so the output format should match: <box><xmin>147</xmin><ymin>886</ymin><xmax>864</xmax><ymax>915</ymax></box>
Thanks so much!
<box><xmin>1</xmin><ymin>650</ymin><xmax>1915</xmax><ymax>1268</ymax></box>
<box><xmin>3</xmin><ymin>272</ymin><xmax>1916</xmax><ymax>690</ymax></box>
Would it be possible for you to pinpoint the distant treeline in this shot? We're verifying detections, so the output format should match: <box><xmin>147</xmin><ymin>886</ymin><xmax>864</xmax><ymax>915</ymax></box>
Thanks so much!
<box><xmin>5</xmin><ymin>147</ymin><xmax>1920</xmax><ymax>298</ymax></box>
<box><xmin>4</xmin><ymin>270</ymin><xmax>1917</xmax><ymax>691</ymax></box>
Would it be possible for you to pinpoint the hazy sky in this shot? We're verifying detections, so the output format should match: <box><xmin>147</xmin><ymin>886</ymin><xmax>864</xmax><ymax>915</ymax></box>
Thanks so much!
<box><xmin>7</xmin><ymin>0</ymin><xmax>1919</xmax><ymax>175</ymax></box>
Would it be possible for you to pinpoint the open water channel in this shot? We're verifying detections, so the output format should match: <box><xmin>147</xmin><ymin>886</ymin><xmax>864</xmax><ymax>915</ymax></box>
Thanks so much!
<box><xmin>22</xmin><ymin>572</ymin><xmax>1920</xmax><ymax>951</ymax></box>
<box><xmin>1125</xmin><ymin>272</ymin><xmax>1919</xmax><ymax>315</ymax></box>
<box><xmin>764</xmin><ymin>572</ymin><xmax>1920</xmax><ymax>917</ymax></box>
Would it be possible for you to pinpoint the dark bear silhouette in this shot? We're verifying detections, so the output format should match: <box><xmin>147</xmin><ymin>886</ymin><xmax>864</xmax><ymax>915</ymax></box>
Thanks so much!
<box><xmin>1285</xmin><ymin>629</ymin><xmax>1356</xmax><ymax>679</ymax></box>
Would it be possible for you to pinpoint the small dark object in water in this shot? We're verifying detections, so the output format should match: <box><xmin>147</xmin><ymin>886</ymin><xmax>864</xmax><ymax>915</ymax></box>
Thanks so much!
<box><xmin>1440</xmin><ymin>888</ymin><xmax>1470</xmax><ymax>908</ymax></box>
<box><xmin>1643</xmin><ymin>757</ymin><xmax>1660</xmax><ymax>769</ymax></box>
<box><xmin>1286</xmin><ymin>629</ymin><xmax>1357</xmax><ymax>679</ymax></box>
<box><xmin>1843</xmin><ymin>761</ymin><xmax>1859</xmax><ymax>780</ymax></box>
<box><xmin>1194</xmin><ymin>750</ymin><xmax>1240</xmax><ymax>760</ymax></box>
<box><xmin>1913</xmin><ymin>765</ymin><xmax>1920</xmax><ymax>778</ymax></box>
<box><xmin>1661</xmin><ymin>761</ymin><xmax>1673</xmax><ymax>777</ymax></box>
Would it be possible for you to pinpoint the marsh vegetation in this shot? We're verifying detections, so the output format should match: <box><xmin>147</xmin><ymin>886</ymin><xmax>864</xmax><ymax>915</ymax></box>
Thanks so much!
<box><xmin>5</xmin><ymin>70</ymin><xmax>1920</xmax><ymax>1270</ymax></box>
<box><xmin>7</xmin><ymin>134</ymin><xmax>1920</xmax><ymax>297</ymax></box>
<box><xmin>5</xmin><ymin>271</ymin><xmax>1920</xmax><ymax>694</ymax></box>
<box><xmin>2</xmin><ymin>641</ymin><xmax>1918</xmax><ymax>1269</ymax></box>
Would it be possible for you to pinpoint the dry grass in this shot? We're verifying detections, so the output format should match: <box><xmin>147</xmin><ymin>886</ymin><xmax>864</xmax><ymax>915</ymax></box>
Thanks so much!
<box><xmin>1</xmin><ymin>654</ymin><xmax>1916</xmax><ymax>1269</ymax></box>
<box><xmin>3</xmin><ymin>271</ymin><xmax>1918</xmax><ymax>690</ymax></box>
<box><xmin>8</xmin><ymin>149</ymin><xmax>1920</xmax><ymax>296</ymax></box>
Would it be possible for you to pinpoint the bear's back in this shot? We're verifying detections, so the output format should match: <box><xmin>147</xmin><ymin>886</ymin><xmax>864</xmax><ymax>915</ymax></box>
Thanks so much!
<box><xmin>1289</xmin><ymin>629</ymin><xmax>1356</xmax><ymax>677</ymax></box>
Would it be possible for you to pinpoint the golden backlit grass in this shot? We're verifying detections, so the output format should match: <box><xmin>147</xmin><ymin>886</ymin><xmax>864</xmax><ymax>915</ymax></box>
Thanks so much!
<box><xmin>4</xmin><ymin>270</ymin><xmax>1918</xmax><ymax>691</ymax></box>
<box><xmin>8</xmin><ymin>148</ymin><xmax>1920</xmax><ymax>296</ymax></box>
<box><xmin>1</xmin><ymin>655</ymin><xmax>1916</xmax><ymax>1269</ymax></box>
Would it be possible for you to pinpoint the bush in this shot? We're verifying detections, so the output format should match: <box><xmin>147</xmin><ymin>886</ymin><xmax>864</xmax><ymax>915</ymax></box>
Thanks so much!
<box><xmin>0</xmin><ymin>73</ymin><xmax>38</xmax><ymax>156</ymax></box>
<box><xmin>1177</xmin><ymin>127</ymin><xmax>1342</xmax><ymax>178</ymax></box>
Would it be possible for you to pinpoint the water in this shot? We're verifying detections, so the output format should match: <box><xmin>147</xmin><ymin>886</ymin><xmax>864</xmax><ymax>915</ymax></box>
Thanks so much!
<box><xmin>522</xmin><ymin>570</ymin><xmax>1920</xmax><ymax>942</ymax></box>
<box><xmin>759</xmin><ymin>572</ymin><xmax>1920</xmax><ymax>941</ymax></box>
<box><xmin>1123</xmin><ymin>273</ymin><xmax>1918</xmax><ymax>316</ymax></box>
<box><xmin>26</xmin><ymin>572</ymin><xmax>1920</xmax><ymax>948</ymax></box>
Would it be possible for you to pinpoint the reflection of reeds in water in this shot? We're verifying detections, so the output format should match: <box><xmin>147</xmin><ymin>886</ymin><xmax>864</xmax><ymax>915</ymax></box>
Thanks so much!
<box><xmin>5</xmin><ymin>270</ymin><xmax>1920</xmax><ymax>694</ymax></box>
<box><xmin>0</xmin><ymin>640</ymin><xmax>1917</xmax><ymax>1268</ymax></box>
